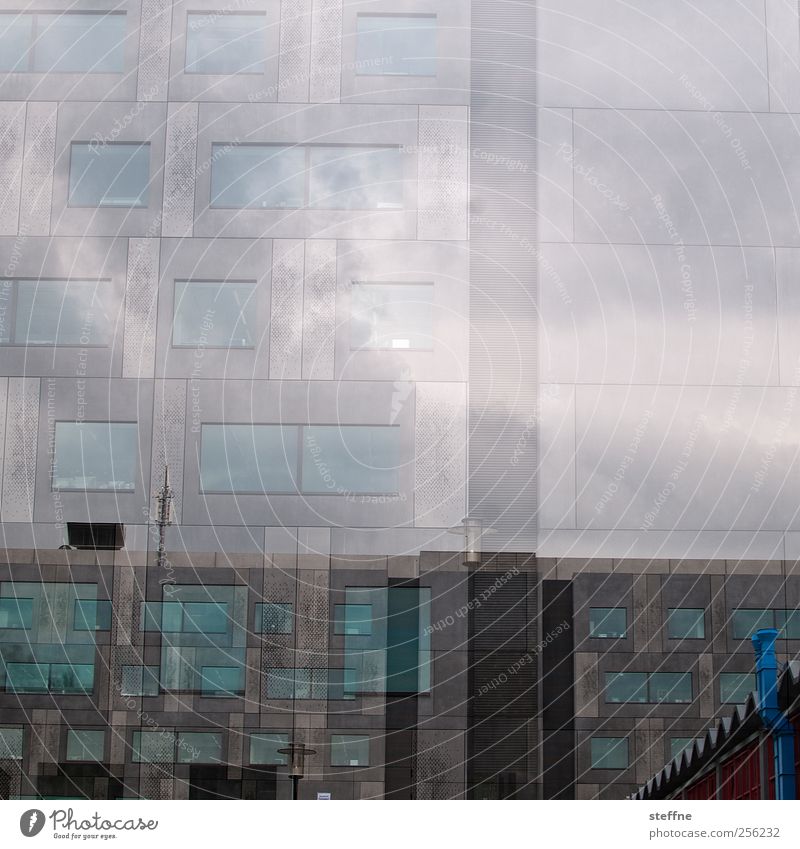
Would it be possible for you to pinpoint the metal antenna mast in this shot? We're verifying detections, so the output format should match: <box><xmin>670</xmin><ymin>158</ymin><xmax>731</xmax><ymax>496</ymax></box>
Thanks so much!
<box><xmin>155</xmin><ymin>464</ymin><xmax>173</xmax><ymax>571</ymax></box>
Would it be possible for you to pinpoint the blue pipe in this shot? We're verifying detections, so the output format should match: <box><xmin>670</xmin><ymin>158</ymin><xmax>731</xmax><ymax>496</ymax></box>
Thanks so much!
<box><xmin>751</xmin><ymin>628</ymin><xmax>796</xmax><ymax>800</ymax></box>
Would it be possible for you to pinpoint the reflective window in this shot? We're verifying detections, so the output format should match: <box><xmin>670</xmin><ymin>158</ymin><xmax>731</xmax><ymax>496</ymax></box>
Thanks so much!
<box><xmin>140</xmin><ymin>601</ymin><xmax>229</xmax><ymax>634</ymax></box>
<box><xmin>249</xmin><ymin>732</ymin><xmax>289</xmax><ymax>765</ymax></box>
<box><xmin>302</xmin><ymin>426</ymin><xmax>402</xmax><ymax>494</ymax></box>
<box><xmin>670</xmin><ymin>738</ymin><xmax>695</xmax><ymax>759</ymax></box>
<box><xmin>173</xmin><ymin>280</ymin><xmax>256</xmax><ymax>348</ymax></box>
<box><xmin>0</xmin><ymin>597</ymin><xmax>33</xmax><ymax>629</ymax></box>
<box><xmin>66</xmin><ymin>729</ymin><xmax>104</xmax><ymax>761</ymax></box>
<box><xmin>177</xmin><ymin>731</ymin><xmax>222</xmax><ymax>763</ymax></box>
<box><xmin>589</xmin><ymin>607</ymin><xmax>626</xmax><ymax>638</ymax></box>
<box><xmin>7</xmin><ymin>662</ymin><xmax>94</xmax><ymax>694</ymax></box>
<box><xmin>605</xmin><ymin>672</ymin><xmax>647</xmax><ymax>703</ymax></box>
<box><xmin>255</xmin><ymin>602</ymin><xmax>293</xmax><ymax>634</ymax></box>
<box><xmin>73</xmin><ymin>599</ymin><xmax>112</xmax><ymax>631</ymax></box>
<box><xmin>210</xmin><ymin>144</ymin><xmax>403</xmax><ymax>210</ymax></box>
<box><xmin>265</xmin><ymin>668</ymin><xmax>328</xmax><ymax>700</ymax></box>
<box><xmin>0</xmin><ymin>280</ymin><xmax>112</xmax><ymax>346</ymax></box>
<box><xmin>777</xmin><ymin>609</ymin><xmax>800</xmax><ymax>639</ymax></box>
<box><xmin>0</xmin><ymin>727</ymin><xmax>23</xmax><ymax>759</ymax></box>
<box><xmin>200</xmin><ymin>666</ymin><xmax>241</xmax><ymax>697</ymax></box>
<box><xmin>0</xmin><ymin>12</ymin><xmax>126</xmax><ymax>73</ymax></box>
<box><xmin>210</xmin><ymin>144</ymin><xmax>305</xmax><ymax>209</ymax></box>
<box><xmin>68</xmin><ymin>143</ymin><xmax>150</xmax><ymax>208</ymax></box>
<box><xmin>720</xmin><ymin>673</ymin><xmax>755</xmax><ymax>704</ymax></box>
<box><xmin>185</xmin><ymin>13</ymin><xmax>266</xmax><ymax>74</ymax></box>
<box><xmin>53</xmin><ymin>422</ymin><xmax>138</xmax><ymax>491</ymax></box>
<box><xmin>731</xmin><ymin>609</ymin><xmax>774</xmax><ymax>640</ymax></box>
<box><xmin>350</xmin><ymin>283</ymin><xmax>434</xmax><ymax>350</ymax></box>
<box><xmin>330</xmin><ymin>734</ymin><xmax>369</xmax><ymax>767</ymax></box>
<box><xmin>667</xmin><ymin>608</ymin><xmax>705</xmax><ymax>640</ymax></box>
<box><xmin>334</xmin><ymin>604</ymin><xmax>372</xmax><ymax>636</ymax></box>
<box><xmin>590</xmin><ymin>737</ymin><xmax>628</xmax><ymax>770</ymax></box>
<box><xmin>120</xmin><ymin>665</ymin><xmax>159</xmax><ymax>697</ymax></box>
<box><xmin>200</xmin><ymin>424</ymin><xmax>298</xmax><ymax>493</ymax></box>
<box><xmin>356</xmin><ymin>14</ymin><xmax>436</xmax><ymax>76</ymax></box>
<box><xmin>650</xmin><ymin>672</ymin><xmax>692</xmax><ymax>703</ymax></box>
<box><xmin>132</xmin><ymin>731</ymin><xmax>175</xmax><ymax>763</ymax></box>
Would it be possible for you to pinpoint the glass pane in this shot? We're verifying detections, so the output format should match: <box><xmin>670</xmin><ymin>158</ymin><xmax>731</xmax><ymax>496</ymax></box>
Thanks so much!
<box><xmin>210</xmin><ymin>144</ymin><xmax>305</xmax><ymax>209</ymax></box>
<box><xmin>200</xmin><ymin>666</ymin><xmax>242</xmax><ymax>696</ymax></box>
<box><xmin>0</xmin><ymin>14</ymin><xmax>33</xmax><ymax>71</ymax></box>
<box><xmin>133</xmin><ymin>731</ymin><xmax>175</xmax><ymax>763</ymax></box>
<box><xmin>256</xmin><ymin>602</ymin><xmax>293</xmax><ymax>634</ymax></box>
<box><xmin>590</xmin><ymin>737</ymin><xmax>628</xmax><ymax>769</ymax></box>
<box><xmin>302</xmin><ymin>425</ymin><xmax>402</xmax><ymax>494</ymax></box>
<box><xmin>589</xmin><ymin>607</ymin><xmax>626</xmax><ymax>638</ymax></box>
<box><xmin>173</xmin><ymin>280</ymin><xmax>256</xmax><ymax>348</ymax></box>
<box><xmin>330</xmin><ymin>734</ymin><xmax>370</xmax><ymax>767</ymax></box>
<box><xmin>73</xmin><ymin>599</ymin><xmax>112</xmax><ymax>631</ymax></box>
<box><xmin>177</xmin><ymin>732</ymin><xmax>222</xmax><ymax>763</ymax></box>
<box><xmin>249</xmin><ymin>732</ymin><xmax>288</xmax><ymax>765</ymax></box>
<box><xmin>6</xmin><ymin>662</ymin><xmax>48</xmax><ymax>693</ymax></box>
<box><xmin>731</xmin><ymin>609</ymin><xmax>774</xmax><ymax>640</ymax></box>
<box><xmin>53</xmin><ymin>422</ymin><xmax>138</xmax><ymax>491</ymax></box>
<box><xmin>33</xmin><ymin>13</ymin><xmax>126</xmax><ymax>73</ymax></box>
<box><xmin>68</xmin><ymin>143</ymin><xmax>149</xmax><ymax>208</ymax></box>
<box><xmin>0</xmin><ymin>597</ymin><xmax>33</xmax><ymax>629</ymax></box>
<box><xmin>309</xmin><ymin>146</ymin><xmax>403</xmax><ymax>210</ymax></box>
<box><xmin>334</xmin><ymin>604</ymin><xmax>372</xmax><ymax>636</ymax></box>
<box><xmin>780</xmin><ymin>608</ymin><xmax>800</xmax><ymax>639</ymax></box>
<box><xmin>49</xmin><ymin>663</ymin><xmax>94</xmax><ymax>694</ymax></box>
<box><xmin>350</xmin><ymin>283</ymin><xmax>434</xmax><ymax>350</ymax></box>
<box><xmin>649</xmin><ymin>672</ymin><xmax>692</xmax><ymax>703</ymax></box>
<box><xmin>0</xmin><ymin>727</ymin><xmax>23</xmax><ymax>759</ymax></box>
<box><xmin>200</xmin><ymin>424</ymin><xmax>298</xmax><ymax>492</ymax></box>
<box><xmin>720</xmin><ymin>673</ymin><xmax>755</xmax><ymax>704</ymax></box>
<box><xmin>121</xmin><ymin>665</ymin><xmax>159</xmax><ymax>697</ymax></box>
<box><xmin>356</xmin><ymin>15</ymin><xmax>437</xmax><ymax>76</ymax></box>
<box><xmin>185</xmin><ymin>13</ymin><xmax>265</xmax><ymax>74</ymax></box>
<box><xmin>182</xmin><ymin>602</ymin><xmax>229</xmax><ymax>634</ymax></box>
<box><xmin>670</xmin><ymin>738</ymin><xmax>695</xmax><ymax>759</ymax></box>
<box><xmin>0</xmin><ymin>279</ymin><xmax>12</xmax><ymax>342</ymax></box>
<box><xmin>667</xmin><ymin>608</ymin><xmax>705</xmax><ymax>640</ymax></box>
<box><xmin>265</xmin><ymin>668</ymin><xmax>295</xmax><ymax>699</ymax></box>
<box><xmin>14</xmin><ymin>280</ymin><xmax>112</xmax><ymax>346</ymax></box>
<box><xmin>66</xmin><ymin>729</ymin><xmax>104</xmax><ymax>761</ymax></box>
<box><xmin>605</xmin><ymin>672</ymin><xmax>647</xmax><ymax>703</ymax></box>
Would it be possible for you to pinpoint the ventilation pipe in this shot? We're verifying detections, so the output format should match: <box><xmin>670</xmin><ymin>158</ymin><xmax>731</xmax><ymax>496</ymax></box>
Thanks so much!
<box><xmin>751</xmin><ymin>628</ymin><xmax>796</xmax><ymax>800</ymax></box>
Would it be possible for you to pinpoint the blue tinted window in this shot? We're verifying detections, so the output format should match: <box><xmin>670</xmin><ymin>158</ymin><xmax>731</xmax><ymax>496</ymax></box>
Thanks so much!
<box><xmin>73</xmin><ymin>599</ymin><xmax>112</xmax><ymax>631</ymax></box>
<box><xmin>720</xmin><ymin>673</ymin><xmax>755</xmax><ymax>704</ymax></box>
<box><xmin>0</xmin><ymin>597</ymin><xmax>33</xmax><ymax>629</ymax></box>
<box><xmin>6</xmin><ymin>662</ymin><xmax>48</xmax><ymax>693</ymax></box>
<box><xmin>200</xmin><ymin>666</ymin><xmax>242</xmax><ymax>696</ymax></box>
<box><xmin>120</xmin><ymin>665</ymin><xmax>159</xmax><ymax>697</ymax></box>
<box><xmin>185</xmin><ymin>13</ymin><xmax>266</xmax><ymax>74</ymax></box>
<box><xmin>667</xmin><ymin>608</ymin><xmax>705</xmax><ymax>640</ymax></box>
<box><xmin>731</xmin><ymin>609</ymin><xmax>774</xmax><ymax>640</ymax></box>
<box><xmin>356</xmin><ymin>15</ymin><xmax>436</xmax><ymax>76</ymax></box>
<box><xmin>68</xmin><ymin>143</ymin><xmax>150</xmax><ymax>208</ymax></box>
<box><xmin>649</xmin><ymin>672</ymin><xmax>692</xmax><ymax>703</ymax></box>
<box><xmin>53</xmin><ymin>422</ymin><xmax>138</xmax><ymax>491</ymax></box>
<box><xmin>255</xmin><ymin>603</ymin><xmax>293</xmax><ymax>634</ymax></box>
<box><xmin>605</xmin><ymin>672</ymin><xmax>647</xmax><ymax>703</ymax></box>
<box><xmin>177</xmin><ymin>732</ymin><xmax>222</xmax><ymax>764</ymax></box>
<box><xmin>589</xmin><ymin>607</ymin><xmax>626</xmax><ymax>638</ymax></box>
<box><xmin>334</xmin><ymin>604</ymin><xmax>372</xmax><ymax>636</ymax></box>
<box><xmin>182</xmin><ymin>602</ymin><xmax>229</xmax><ymax>634</ymax></box>
<box><xmin>173</xmin><ymin>280</ymin><xmax>256</xmax><ymax>348</ymax></box>
<box><xmin>590</xmin><ymin>737</ymin><xmax>628</xmax><ymax>769</ymax></box>
<box><xmin>249</xmin><ymin>732</ymin><xmax>288</xmax><ymax>765</ymax></box>
<box><xmin>66</xmin><ymin>729</ymin><xmax>104</xmax><ymax>761</ymax></box>
<box><xmin>49</xmin><ymin>663</ymin><xmax>94</xmax><ymax>694</ymax></box>
<box><xmin>670</xmin><ymin>738</ymin><xmax>695</xmax><ymax>759</ymax></box>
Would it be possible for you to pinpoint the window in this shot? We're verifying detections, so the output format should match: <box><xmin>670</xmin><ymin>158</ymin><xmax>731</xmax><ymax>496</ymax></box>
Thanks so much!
<box><xmin>132</xmin><ymin>731</ymin><xmax>175</xmax><ymax>763</ymax></box>
<box><xmin>0</xmin><ymin>727</ymin><xmax>23</xmax><ymax>760</ymax></box>
<box><xmin>120</xmin><ymin>665</ymin><xmax>160</xmax><ymax>697</ymax></box>
<box><xmin>355</xmin><ymin>14</ymin><xmax>436</xmax><ymax>76</ymax></box>
<box><xmin>210</xmin><ymin>144</ymin><xmax>403</xmax><ymax>210</ymax></box>
<box><xmin>249</xmin><ymin>732</ymin><xmax>289</xmax><ymax>765</ymax></box>
<box><xmin>177</xmin><ymin>732</ymin><xmax>222</xmax><ymax>764</ymax></box>
<box><xmin>670</xmin><ymin>738</ymin><xmax>695</xmax><ymax>759</ymax></box>
<box><xmin>0</xmin><ymin>597</ymin><xmax>33</xmax><ymax>629</ymax></box>
<box><xmin>589</xmin><ymin>608</ymin><xmax>627</xmax><ymax>638</ymax></box>
<box><xmin>350</xmin><ymin>283</ymin><xmax>434</xmax><ymax>350</ymax></box>
<box><xmin>720</xmin><ymin>673</ymin><xmax>755</xmax><ymax>704</ymax></box>
<box><xmin>6</xmin><ymin>662</ymin><xmax>94</xmax><ymax>694</ymax></box>
<box><xmin>667</xmin><ymin>608</ymin><xmax>705</xmax><ymax>640</ymax></box>
<box><xmin>200</xmin><ymin>424</ymin><xmax>298</xmax><ymax>493</ymax></box>
<box><xmin>140</xmin><ymin>601</ymin><xmax>229</xmax><ymax>634</ymax></box>
<box><xmin>185</xmin><ymin>13</ymin><xmax>266</xmax><ymax>74</ymax></box>
<box><xmin>53</xmin><ymin>422</ymin><xmax>138</xmax><ymax>491</ymax></box>
<box><xmin>68</xmin><ymin>143</ymin><xmax>150</xmax><ymax>208</ymax></box>
<box><xmin>255</xmin><ymin>603</ymin><xmax>293</xmax><ymax>634</ymax></box>
<box><xmin>777</xmin><ymin>609</ymin><xmax>800</xmax><ymax>639</ymax></box>
<box><xmin>605</xmin><ymin>671</ymin><xmax>692</xmax><ymax>704</ymax></box>
<box><xmin>731</xmin><ymin>609</ymin><xmax>800</xmax><ymax>640</ymax></box>
<box><xmin>73</xmin><ymin>599</ymin><xmax>112</xmax><ymax>631</ymax></box>
<box><xmin>265</xmin><ymin>668</ymin><xmax>328</xmax><ymax>700</ymax></box>
<box><xmin>67</xmin><ymin>522</ymin><xmax>125</xmax><ymax>550</ymax></box>
<box><xmin>334</xmin><ymin>604</ymin><xmax>372</xmax><ymax>636</ymax></box>
<box><xmin>0</xmin><ymin>280</ymin><xmax>112</xmax><ymax>346</ymax></box>
<box><xmin>590</xmin><ymin>737</ymin><xmax>628</xmax><ymax>770</ymax></box>
<box><xmin>66</xmin><ymin>729</ymin><xmax>104</xmax><ymax>762</ymax></box>
<box><xmin>0</xmin><ymin>12</ymin><xmax>126</xmax><ymax>73</ymax></box>
<box><xmin>200</xmin><ymin>666</ymin><xmax>241</xmax><ymax>697</ymax></box>
<box><xmin>330</xmin><ymin>735</ymin><xmax>369</xmax><ymax>767</ymax></box>
<box><xmin>173</xmin><ymin>280</ymin><xmax>256</xmax><ymax>348</ymax></box>
<box><xmin>302</xmin><ymin>426</ymin><xmax>402</xmax><ymax>494</ymax></box>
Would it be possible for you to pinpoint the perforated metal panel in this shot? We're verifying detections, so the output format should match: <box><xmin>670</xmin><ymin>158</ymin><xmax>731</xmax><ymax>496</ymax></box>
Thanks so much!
<box><xmin>279</xmin><ymin>0</ymin><xmax>312</xmax><ymax>102</ymax></box>
<box><xmin>137</xmin><ymin>0</ymin><xmax>172</xmax><ymax>101</ymax></box>
<box><xmin>0</xmin><ymin>102</ymin><xmax>24</xmax><ymax>235</ymax></box>
<box><xmin>20</xmin><ymin>102</ymin><xmax>56</xmax><ymax>236</ymax></box>
<box><xmin>123</xmin><ymin>238</ymin><xmax>159</xmax><ymax>378</ymax></box>
<box><xmin>1</xmin><ymin>377</ymin><xmax>38</xmax><ymax>522</ymax></box>
<box><xmin>309</xmin><ymin>0</ymin><xmax>342</xmax><ymax>103</ymax></box>
<box><xmin>150</xmin><ymin>379</ymin><xmax>186</xmax><ymax>521</ymax></box>
<box><xmin>302</xmin><ymin>240</ymin><xmax>336</xmax><ymax>380</ymax></box>
<box><xmin>270</xmin><ymin>240</ymin><xmax>305</xmax><ymax>379</ymax></box>
<box><xmin>162</xmin><ymin>103</ymin><xmax>198</xmax><ymax>238</ymax></box>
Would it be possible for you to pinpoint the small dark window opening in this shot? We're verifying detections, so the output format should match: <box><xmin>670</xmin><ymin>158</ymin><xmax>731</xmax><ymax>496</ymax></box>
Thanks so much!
<box><xmin>66</xmin><ymin>523</ymin><xmax>124</xmax><ymax>550</ymax></box>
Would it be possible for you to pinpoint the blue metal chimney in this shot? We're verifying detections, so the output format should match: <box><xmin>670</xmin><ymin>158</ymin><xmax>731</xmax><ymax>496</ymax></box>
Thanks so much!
<box><xmin>751</xmin><ymin>628</ymin><xmax>796</xmax><ymax>800</ymax></box>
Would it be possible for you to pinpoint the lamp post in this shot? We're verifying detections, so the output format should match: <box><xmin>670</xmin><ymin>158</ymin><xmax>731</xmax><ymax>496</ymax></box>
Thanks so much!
<box><xmin>278</xmin><ymin>741</ymin><xmax>316</xmax><ymax>800</ymax></box>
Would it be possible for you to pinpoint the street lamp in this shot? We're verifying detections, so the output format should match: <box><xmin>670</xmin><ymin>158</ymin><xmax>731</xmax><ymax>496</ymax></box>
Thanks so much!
<box><xmin>278</xmin><ymin>741</ymin><xmax>316</xmax><ymax>800</ymax></box>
